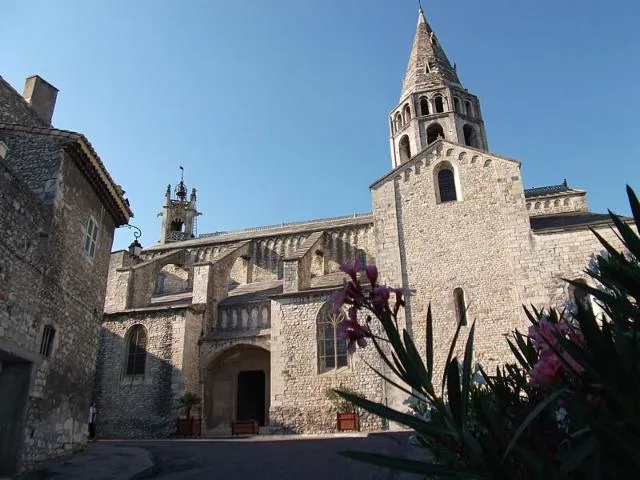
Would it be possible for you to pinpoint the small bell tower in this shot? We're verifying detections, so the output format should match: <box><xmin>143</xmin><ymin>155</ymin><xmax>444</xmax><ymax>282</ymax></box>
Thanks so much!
<box><xmin>159</xmin><ymin>167</ymin><xmax>200</xmax><ymax>244</ymax></box>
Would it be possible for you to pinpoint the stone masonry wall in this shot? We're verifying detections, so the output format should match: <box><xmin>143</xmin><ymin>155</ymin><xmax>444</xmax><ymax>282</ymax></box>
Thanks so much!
<box><xmin>523</xmin><ymin>225</ymin><xmax>633</xmax><ymax>314</ymax></box>
<box><xmin>269</xmin><ymin>294</ymin><xmax>385</xmax><ymax>434</ymax></box>
<box><xmin>0</xmin><ymin>77</ymin><xmax>46</xmax><ymax>127</ymax></box>
<box><xmin>0</xmin><ymin>135</ymin><xmax>118</xmax><ymax>471</ymax></box>
<box><xmin>526</xmin><ymin>193</ymin><xmax>588</xmax><ymax>217</ymax></box>
<box><xmin>372</xmin><ymin>142</ymin><xmax>532</xmax><ymax>409</ymax></box>
<box><xmin>96</xmin><ymin>309</ymin><xmax>196</xmax><ymax>438</ymax></box>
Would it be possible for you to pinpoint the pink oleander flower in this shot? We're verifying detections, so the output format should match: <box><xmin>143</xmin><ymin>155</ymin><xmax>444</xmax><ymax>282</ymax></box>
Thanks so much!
<box><xmin>337</xmin><ymin>316</ymin><xmax>370</xmax><ymax>354</ymax></box>
<box><xmin>340</xmin><ymin>260</ymin><xmax>361</xmax><ymax>284</ymax></box>
<box><xmin>366</xmin><ymin>265</ymin><xmax>378</xmax><ymax>286</ymax></box>
<box><xmin>530</xmin><ymin>353</ymin><xmax>562</xmax><ymax>386</ymax></box>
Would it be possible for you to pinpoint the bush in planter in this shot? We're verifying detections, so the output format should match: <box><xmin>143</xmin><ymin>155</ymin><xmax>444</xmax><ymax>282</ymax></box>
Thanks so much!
<box><xmin>177</xmin><ymin>392</ymin><xmax>201</xmax><ymax>437</ymax></box>
<box><xmin>178</xmin><ymin>391</ymin><xmax>200</xmax><ymax>419</ymax></box>
<box><xmin>325</xmin><ymin>386</ymin><xmax>362</xmax><ymax>413</ymax></box>
<box><xmin>331</xmin><ymin>186</ymin><xmax>640</xmax><ymax>478</ymax></box>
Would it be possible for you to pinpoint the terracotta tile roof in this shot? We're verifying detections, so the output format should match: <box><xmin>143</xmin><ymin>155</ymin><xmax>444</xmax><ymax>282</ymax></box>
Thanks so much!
<box><xmin>0</xmin><ymin>122</ymin><xmax>133</xmax><ymax>225</ymax></box>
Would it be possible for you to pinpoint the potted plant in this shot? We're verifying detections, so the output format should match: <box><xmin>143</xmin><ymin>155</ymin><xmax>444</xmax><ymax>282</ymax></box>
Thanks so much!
<box><xmin>176</xmin><ymin>391</ymin><xmax>201</xmax><ymax>437</ymax></box>
<box><xmin>325</xmin><ymin>386</ymin><xmax>362</xmax><ymax>432</ymax></box>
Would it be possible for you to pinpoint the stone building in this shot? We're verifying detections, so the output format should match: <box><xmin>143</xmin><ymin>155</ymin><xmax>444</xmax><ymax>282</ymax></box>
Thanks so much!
<box><xmin>0</xmin><ymin>75</ymin><xmax>132</xmax><ymax>475</ymax></box>
<box><xmin>96</xmin><ymin>9</ymin><xmax>629</xmax><ymax>437</ymax></box>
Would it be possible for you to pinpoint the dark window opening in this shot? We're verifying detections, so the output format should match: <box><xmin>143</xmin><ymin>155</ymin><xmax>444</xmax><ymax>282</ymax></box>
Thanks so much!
<box><xmin>465</xmin><ymin>101</ymin><xmax>473</xmax><ymax>117</ymax></box>
<box><xmin>40</xmin><ymin>325</ymin><xmax>55</xmax><ymax>357</ymax></box>
<box><xmin>454</xmin><ymin>288</ymin><xmax>467</xmax><ymax>326</ymax></box>
<box><xmin>126</xmin><ymin>325</ymin><xmax>147</xmax><ymax>376</ymax></box>
<box><xmin>420</xmin><ymin>97</ymin><xmax>429</xmax><ymax>116</ymax></box>
<box><xmin>438</xmin><ymin>168</ymin><xmax>457</xmax><ymax>202</ymax></box>
<box><xmin>463</xmin><ymin>124</ymin><xmax>479</xmax><ymax>148</ymax></box>
<box><xmin>402</xmin><ymin>104</ymin><xmax>411</xmax><ymax>124</ymax></box>
<box><xmin>399</xmin><ymin>135</ymin><xmax>411</xmax><ymax>163</ymax></box>
<box><xmin>434</xmin><ymin>96</ymin><xmax>444</xmax><ymax>113</ymax></box>
<box><xmin>237</xmin><ymin>370</ymin><xmax>266</xmax><ymax>425</ymax></box>
<box><xmin>395</xmin><ymin>113</ymin><xmax>402</xmax><ymax>131</ymax></box>
<box><xmin>453</xmin><ymin>97</ymin><xmax>461</xmax><ymax>112</ymax></box>
<box><xmin>426</xmin><ymin>123</ymin><xmax>444</xmax><ymax>145</ymax></box>
<box><xmin>170</xmin><ymin>220</ymin><xmax>184</xmax><ymax>232</ymax></box>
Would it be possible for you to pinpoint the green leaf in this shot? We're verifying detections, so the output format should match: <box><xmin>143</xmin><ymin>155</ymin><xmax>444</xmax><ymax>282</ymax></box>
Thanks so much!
<box><xmin>442</xmin><ymin>317</ymin><xmax>463</xmax><ymax>395</ymax></box>
<box><xmin>446</xmin><ymin>359</ymin><xmax>462</xmax><ymax>427</ymax></box>
<box><xmin>335</xmin><ymin>391</ymin><xmax>453</xmax><ymax>438</ymax></box>
<box><xmin>461</xmin><ymin>321</ymin><xmax>476</xmax><ymax>427</ymax></box>
<box><xmin>558</xmin><ymin>436</ymin><xmax>597</xmax><ymax>474</ymax></box>
<box><xmin>502</xmin><ymin>388</ymin><xmax>568</xmax><ymax>461</ymax></box>
<box><xmin>426</xmin><ymin>303</ymin><xmax>434</xmax><ymax>382</ymax></box>
<box><xmin>403</xmin><ymin>328</ymin><xmax>433</xmax><ymax>395</ymax></box>
<box><xmin>626</xmin><ymin>185</ymin><xmax>640</xmax><ymax>233</ymax></box>
<box><xmin>339</xmin><ymin>451</ymin><xmax>487</xmax><ymax>479</ymax></box>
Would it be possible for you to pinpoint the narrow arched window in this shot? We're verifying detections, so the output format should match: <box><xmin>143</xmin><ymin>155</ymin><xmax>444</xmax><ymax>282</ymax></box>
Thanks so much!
<box><xmin>434</xmin><ymin>96</ymin><xmax>444</xmax><ymax>113</ymax></box>
<box><xmin>125</xmin><ymin>325</ymin><xmax>147</xmax><ymax>376</ymax></box>
<box><xmin>402</xmin><ymin>104</ymin><xmax>411</xmax><ymax>124</ymax></box>
<box><xmin>317</xmin><ymin>303</ymin><xmax>348</xmax><ymax>374</ymax></box>
<box><xmin>420</xmin><ymin>97</ymin><xmax>429</xmax><ymax>116</ymax></box>
<box><xmin>395</xmin><ymin>112</ymin><xmax>402</xmax><ymax>131</ymax></box>
<box><xmin>453</xmin><ymin>97</ymin><xmax>461</xmax><ymax>113</ymax></box>
<box><xmin>463</xmin><ymin>124</ymin><xmax>479</xmax><ymax>148</ymax></box>
<box><xmin>399</xmin><ymin>135</ymin><xmax>411</xmax><ymax>163</ymax></box>
<box><xmin>453</xmin><ymin>288</ymin><xmax>467</xmax><ymax>326</ymax></box>
<box><xmin>426</xmin><ymin>123</ymin><xmax>444</xmax><ymax>144</ymax></box>
<box><xmin>40</xmin><ymin>325</ymin><xmax>56</xmax><ymax>357</ymax></box>
<box><xmin>465</xmin><ymin>101</ymin><xmax>474</xmax><ymax>117</ymax></box>
<box><xmin>437</xmin><ymin>168</ymin><xmax>457</xmax><ymax>202</ymax></box>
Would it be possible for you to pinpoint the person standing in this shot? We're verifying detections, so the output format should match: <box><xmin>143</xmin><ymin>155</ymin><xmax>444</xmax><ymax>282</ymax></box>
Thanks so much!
<box><xmin>88</xmin><ymin>402</ymin><xmax>97</xmax><ymax>441</ymax></box>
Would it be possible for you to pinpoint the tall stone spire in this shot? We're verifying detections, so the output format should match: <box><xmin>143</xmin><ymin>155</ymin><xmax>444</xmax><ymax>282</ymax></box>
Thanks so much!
<box><xmin>400</xmin><ymin>7</ymin><xmax>460</xmax><ymax>100</ymax></box>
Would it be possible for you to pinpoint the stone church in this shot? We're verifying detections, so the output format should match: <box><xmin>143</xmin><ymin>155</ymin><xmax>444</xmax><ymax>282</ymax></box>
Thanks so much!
<box><xmin>96</xmin><ymin>9</ymin><xmax>625</xmax><ymax>437</ymax></box>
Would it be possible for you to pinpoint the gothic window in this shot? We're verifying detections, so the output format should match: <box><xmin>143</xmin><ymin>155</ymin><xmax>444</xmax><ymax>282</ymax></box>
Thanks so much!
<box><xmin>434</xmin><ymin>95</ymin><xmax>445</xmax><ymax>113</ymax></box>
<box><xmin>465</xmin><ymin>101</ymin><xmax>474</xmax><ymax>117</ymax></box>
<box><xmin>402</xmin><ymin>104</ymin><xmax>411</xmax><ymax>124</ymax></box>
<box><xmin>399</xmin><ymin>135</ymin><xmax>411</xmax><ymax>163</ymax></box>
<box><xmin>125</xmin><ymin>325</ymin><xmax>147</xmax><ymax>376</ymax></box>
<box><xmin>453</xmin><ymin>97</ymin><xmax>461</xmax><ymax>113</ymax></box>
<box><xmin>40</xmin><ymin>325</ymin><xmax>56</xmax><ymax>357</ymax></box>
<box><xmin>83</xmin><ymin>217</ymin><xmax>99</xmax><ymax>259</ymax></box>
<box><xmin>426</xmin><ymin>123</ymin><xmax>445</xmax><ymax>145</ymax></box>
<box><xmin>436</xmin><ymin>163</ymin><xmax>458</xmax><ymax>203</ymax></box>
<box><xmin>356</xmin><ymin>249</ymin><xmax>367</xmax><ymax>269</ymax></box>
<box><xmin>420</xmin><ymin>97</ymin><xmax>429</xmax><ymax>116</ymax></box>
<box><xmin>453</xmin><ymin>288</ymin><xmax>467</xmax><ymax>326</ymax></box>
<box><xmin>463</xmin><ymin>124</ymin><xmax>479</xmax><ymax>148</ymax></box>
<box><xmin>317</xmin><ymin>303</ymin><xmax>348</xmax><ymax>374</ymax></box>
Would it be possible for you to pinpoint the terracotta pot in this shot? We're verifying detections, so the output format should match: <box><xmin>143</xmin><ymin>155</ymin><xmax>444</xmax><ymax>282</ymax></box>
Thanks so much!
<box><xmin>176</xmin><ymin>418</ymin><xmax>202</xmax><ymax>437</ymax></box>
<box><xmin>336</xmin><ymin>411</ymin><xmax>360</xmax><ymax>432</ymax></box>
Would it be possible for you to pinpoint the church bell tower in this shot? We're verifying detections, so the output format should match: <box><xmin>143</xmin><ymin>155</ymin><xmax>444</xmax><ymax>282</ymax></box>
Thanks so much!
<box><xmin>159</xmin><ymin>169</ymin><xmax>200</xmax><ymax>244</ymax></box>
<box><xmin>389</xmin><ymin>7</ymin><xmax>489</xmax><ymax>168</ymax></box>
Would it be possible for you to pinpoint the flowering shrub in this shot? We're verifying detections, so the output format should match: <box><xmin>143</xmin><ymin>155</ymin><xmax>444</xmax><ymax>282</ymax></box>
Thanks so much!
<box><xmin>332</xmin><ymin>186</ymin><xmax>640</xmax><ymax>479</ymax></box>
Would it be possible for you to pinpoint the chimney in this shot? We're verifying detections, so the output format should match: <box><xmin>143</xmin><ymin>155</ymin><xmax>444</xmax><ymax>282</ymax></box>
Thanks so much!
<box><xmin>22</xmin><ymin>75</ymin><xmax>58</xmax><ymax>125</ymax></box>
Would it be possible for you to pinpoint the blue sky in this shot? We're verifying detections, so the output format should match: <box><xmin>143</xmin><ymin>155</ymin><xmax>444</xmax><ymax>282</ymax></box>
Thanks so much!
<box><xmin>2</xmin><ymin>0</ymin><xmax>639</xmax><ymax>250</ymax></box>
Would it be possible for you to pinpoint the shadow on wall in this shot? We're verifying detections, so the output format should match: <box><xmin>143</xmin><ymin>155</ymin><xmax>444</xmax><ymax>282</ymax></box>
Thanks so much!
<box><xmin>93</xmin><ymin>328</ymin><xmax>186</xmax><ymax>439</ymax></box>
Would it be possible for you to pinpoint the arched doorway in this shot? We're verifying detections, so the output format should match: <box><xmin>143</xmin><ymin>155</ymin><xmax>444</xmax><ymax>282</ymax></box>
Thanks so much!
<box><xmin>204</xmin><ymin>344</ymin><xmax>270</xmax><ymax>431</ymax></box>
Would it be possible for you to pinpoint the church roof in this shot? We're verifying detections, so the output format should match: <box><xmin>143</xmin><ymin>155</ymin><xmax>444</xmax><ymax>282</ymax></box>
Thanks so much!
<box><xmin>530</xmin><ymin>212</ymin><xmax>618</xmax><ymax>232</ymax></box>
<box><xmin>524</xmin><ymin>180</ymin><xmax>583</xmax><ymax>199</ymax></box>
<box><xmin>400</xmin><ymin>7</ymin><xmax>460</xmax><ymax>100</ymax></box>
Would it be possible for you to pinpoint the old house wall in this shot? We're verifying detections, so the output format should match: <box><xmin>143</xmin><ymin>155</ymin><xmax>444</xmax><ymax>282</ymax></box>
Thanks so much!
<box><xmin>0</xmin><ymin>135</ymin><xmax>118</xmax><ymax>471</ymax></box>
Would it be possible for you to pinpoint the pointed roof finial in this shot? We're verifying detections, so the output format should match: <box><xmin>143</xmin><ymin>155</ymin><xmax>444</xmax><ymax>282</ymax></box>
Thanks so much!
<box><xmin>399</xmin><ymin>4</ymin><xmax>461</xmax><ymax>100</ymax></box>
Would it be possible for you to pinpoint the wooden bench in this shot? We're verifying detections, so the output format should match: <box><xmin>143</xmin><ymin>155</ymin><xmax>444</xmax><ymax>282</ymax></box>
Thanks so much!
<box><xmin>231</xmin><ymin>419</ymin><xmax>259</xmax><ymax>436</ymax></box>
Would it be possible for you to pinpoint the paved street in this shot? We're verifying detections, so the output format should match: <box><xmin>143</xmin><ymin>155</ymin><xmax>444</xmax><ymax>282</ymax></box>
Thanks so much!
<box><xmin>141</xmin><ymin>434</ymin><xmax>413</xmax><ymax>480</ymax></box>
<box><xmin>19</xmin><ymin>433</ymin><xmax>427</xmax><ymax>480</ymax></box>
